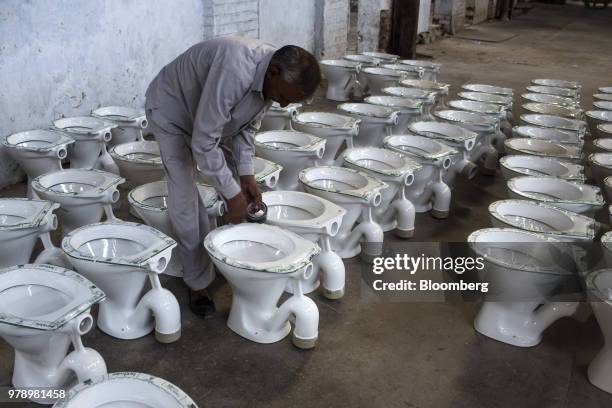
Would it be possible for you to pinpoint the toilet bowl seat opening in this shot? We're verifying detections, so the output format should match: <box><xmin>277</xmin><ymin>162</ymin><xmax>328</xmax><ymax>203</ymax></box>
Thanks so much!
<box><xmin>0</xmin><ymin>199</ymin><xmax>59</xmax><ymax>231</ymax></box>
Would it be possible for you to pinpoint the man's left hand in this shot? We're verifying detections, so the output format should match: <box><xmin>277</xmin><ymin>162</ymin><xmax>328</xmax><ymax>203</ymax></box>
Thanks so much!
<box><xmin>240</xmin><ymin>175</ymin><xmax>262</xmax><ymax>209</ymax></box>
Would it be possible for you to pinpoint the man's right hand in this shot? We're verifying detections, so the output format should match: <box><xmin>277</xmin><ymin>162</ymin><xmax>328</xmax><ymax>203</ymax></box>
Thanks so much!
<box><xmin>223</xmin><ymin>191</ymin><xmax>248</xmax><ymax>224</ymax></box>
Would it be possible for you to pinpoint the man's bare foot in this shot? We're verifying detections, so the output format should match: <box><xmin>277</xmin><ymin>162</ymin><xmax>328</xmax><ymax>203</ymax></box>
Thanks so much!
<box><xmin>189</xmin><ymin>288</ymin><xmax>216</xmax><ymax>318</ymax></box>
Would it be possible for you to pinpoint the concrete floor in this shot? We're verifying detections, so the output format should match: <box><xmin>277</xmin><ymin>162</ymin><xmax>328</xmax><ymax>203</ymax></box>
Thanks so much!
<box><xmin>2</xmin><ymin>3</ymin><xmax>612</xmax><ymax>407</ymax></box>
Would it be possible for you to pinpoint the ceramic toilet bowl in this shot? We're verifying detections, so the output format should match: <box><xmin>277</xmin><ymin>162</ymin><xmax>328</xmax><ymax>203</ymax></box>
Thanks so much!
<box><xmin>2</xmin><ymin>130</ymin><xmax>74</xmax><ymax>198</ymax></box>
<box><xmin>344</xmin><ymin>54</ymin><xmax>380</xmax><ymax>97</ymax></box>
<box><xmin>320</xmin><ymin>59</ymin><xmax>361</xmax><ymax>101</ymax></box>
<box><xmin>506</xmin><ymin>176</ymin><xmax>604</xmax><ymax>215</ymax></box>
<box><xmin>262</xmin><ymin>190</ymin><xmax>346</xmax><ymax>298</ymax></box>
<box><xmin>381</xmin><ymin>63</ymin><xmax>424</xmax><ymax>80</ymax></box>
<box><xmin>512</xmin><ymin>125</ymin><xmax>583</xmax><ymax>146</ymax></box>
<box><xmin>253</xmin><ymin>157</ymin><xmax>283</xmax><ymax>190</ymax></box>
<box><xmin>594</xmin><ymin>93</ymin><xmax>612</xmax><ymax>102</ymax></box>
<box><xmin>433</xmin><ymin>110</ymin><xmax>499</xmax><ymax>174</ymax></box>
<box><xmin>469</xmin><ymin>228</ymin><xmax>578</xmax><ymax>347</ymax></box>
<box><xmin>589</xmin><ymin>154</ymin><xmax>612</xmax><ymax>200</ymax></box>
<box><xmin>521</xmin><ymin>93</ymin><xmax>580</xmax><ymax>109</ymax></box>
<box><xmin>408</xmin><ymin>121</ymin><xmax>479</xmax><ymax>185</ymax></box>
<box><xmin>254</xmin><ymin>130</ymin><xmax>326</xmax><ymax>190</ymax></box>
<box><xmin>91</xmin><ymin>106</ymin><xmax>147</xmax><ymax>147</ymax></box>
<box><xmin>461</xmin><ymin>84</ymin><xmax>514</xmax><ymax>97</ymax></box>
<box><xmin>259</xmin><ymin>102</ymin><xmax>302</xmax><ymax>131</ymax></box>
<box><xmin>128</xmin><ymin>180</ymin><xmax>224</xmax><ymax>278</ymax></box>
<box><xmin>31</xmin><ymin>169</ymin><xmax>124</xmax><ymax>235</ymax></box>
<box><xmin>383</xmin><ymin>134</ymin><xmax>455</xmax><ymax>218</ymax></box>
<box><xmin>108</xmin><ymin>141</ymin><xmax>164</xmax><ymax>188</ymax></box>
<box><xmin>448</xmin><ymin>99</ymin><xmax>509</xmax><ymax>143</ymax></box>
<box><xmin>292</xmin><ymin>111</ymin><xmax>360</xmax><ymax>166</ymax></box>
<box><xmin>585</xmin><ymin>111</ymin><xmax>612</xmax><ymax>138</ymax></box>
<box><xmin>399</xmin><ymin>79</ymin><xmax>450</xmax><ymax>107</ymax></box>
<box><xmin>500</xmin><ymin>155</ymin><xmax>585</xmax><ymax>182</ymax></box>
<box><xmin>504</xmin><ymin>138</ymin><xmax>582</xmax><ymax>163</ymax></box>
<box><xmin>54</xmin><ymin>372</ymin><xmax>198</xmax><ymax>408</ymax></box>
<box><xmin>361</xmin><ymin>51</ymin><xmax>399</xmax><ymax>63</ymax></box>
<box><xmin>299</xmin><ymin>166</ymin><xmax>386</xmax><ymax>260</ymax></box>
<box><xmin>364</xmin><ymin>95</ymin><xmax>423</xmax><ymax>133</ymax></box>
<box><xmin>337</xmin><ymin>103</ymin><xmax>399</xmax><ymax>147</ymax></box>
<box><xmin>596</xmin><ymin>124</ymin><xmax>612</xmax><ymax>140</ymax></box>
<box><xmin>525</xmin><ymin>85</ymin><xmax>580</xmax><ymax>101</ymax></box>
<box><xmin>0</xmin><ymin>264</ymin><xmax>106</xmax><ymax>404</ymax></box>
<box><xmin>52</xmin><ymin>116</ymin><xmax>118</xmax><ymax>173</ymax></box>
<box><xmin>593</xmin><ymin>137</ymin><xmax>612</xmax><ymax>153</ymax></box>
<box><xmin>381</xmin><ymin>86</ymin><xmax>436</xmax><ymax>120</ymax></box>
<box><xmin>0</xmin><ymin>198</ymin><xmax>71</xmax><ymax>268</ymax></box>
<box><xmin>344</xmin><ymin>54</ymin><xmax>380</xmax><ymax>66</ymax></box>
<box><xmin>488</xmin><ymin>199</ymin><xmax>596</xmax><ymax>241</ymax></box>
<box><xmin>458</xmin><ymin>90</ymin><xmax>515</xmax><ymax>128</ymax></box>
<box><xmin>204</xmin><ymin>223</ymin><xmax>320</xmax><ymax>349</ymax></box>
<box><xmin>520</xmin><ymin>114</ymin><xmax>587</xmax><ymax>139</ymax></box>
<box><xmin>594</xmin><ymin>101</ymin><xmax>612</xmax><ymax>111</ymax></box>
<box><xmin>586</xmin><ymin>268</ymin><xmax>612</xmax><ymax>394</ymax></box>
<box><xmin>598</xmin><ymin>87</ymin><xmax>612</xmax><ymax>94</ymax></box>
<box><xmin>397</xmin><ymin>59</ymin><xmax>441</xmax><ymax>81</ymax></box>
<box><xmin>361</xmin><ymin>67</ymin><xmax>406</xmax><ymax>95</ymax></box>
<box><xmin>531</xmin><ymin>78</ymin><xmax>580</xmax><ymax>90</ymax></box>
<box><xmin>522</xmin><ymin>102</ymin><xmax>583</xmax><ymax>119</ymax></box>
<box><xmin>342</xmin><ymin>147</ymin><xmax>422</xmax><ymax>236</ymax></box>
<box><xmin>62</xmin><ymin>221</ymin><xmax>181</xmax><ymax>343</ymax></box>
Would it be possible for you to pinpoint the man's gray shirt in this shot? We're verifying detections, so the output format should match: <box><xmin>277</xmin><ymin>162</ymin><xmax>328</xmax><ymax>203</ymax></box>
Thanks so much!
<box><xmin>145</xmin><ymin>36</ymin><xmax>276</xmax><ymax>199</ymax></box>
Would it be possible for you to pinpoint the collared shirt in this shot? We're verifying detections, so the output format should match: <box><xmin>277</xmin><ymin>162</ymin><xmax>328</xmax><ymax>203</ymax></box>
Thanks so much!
<box><xmin>145</xmin><ymin>36</ymin><xmax>276</xmax><ymax>199</ymax></box>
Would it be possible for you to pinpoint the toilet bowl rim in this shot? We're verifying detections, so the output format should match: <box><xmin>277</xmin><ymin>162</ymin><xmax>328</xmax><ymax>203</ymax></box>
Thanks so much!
<box><xmin>593</xmin><ymin>137</ymin><xmax>612</xmax><ymax>150</ymax></box>
<box><xmin>52</xmin><ymin>116</ymin><xmax>117</xmax><ymax>135</ymax></box>
<box><xmin>522</xmin><ymin>102</ymin><xmax>583</xmax><ymax>118</ymax></box>
<box><xmin>361</xmin><ymin>51</ymin><xmax>399</xmax><ymax>61</ymax></box>
<box><xmin>337</xmin><ymin>102</ymin><xmax>398</xmax><ymax>119</ymax></box>
<box><xmin>0</xmin><ymin>263</ymin><xmax>105</xmax><ymax>331</ymax></box>
<box><xmin>507</xmin><ymin>176</ymin><xmax>604</xmax><ymax>206</ymax></box>
<box><xmin>364</xmin><ymin>95</ymin><xmax>423</xmax><ymax>111</ymax></box>
<box><xmin>598</xmin><ymin>86</ymin><xmax>612</xmax><ymax>94</ymax></box>
<box><xmin>594</xmin><ymin>93</ymin><xmax>612</xmax><ymax>101</ymax></box>
<box><xmin>488</xmin><ymin>199</ymin><xmax>596</xmax><ymax>239</ymax></box>
<box><xmin>434</xmin><ymin>109</ymin><xmax>498</xmax><ymax>127</ymax></box>
<box><xmin>589</xmin><ymin>153</ymin><xmax>612</xmax><ymax>169</ymax></box>
<box><xmin>361</xmin><ymin>68</ymin><xmax>403</xmax><ymax>78</ymax></box>
<box><xmin>520</xmin><ymin>92</ymin><xmax>579</xmax><ymax>108</ymax></box>
<box><xmin>343</xmin><ymin>54</ymin><xmax>381</xmax><ymax>65</ymax></box>
<box><xmin>504</xmin><ymin>138</ymin><xmax>582</xmax><ymax>160</ymax></box>
<box><xmin>298</xmin><ymin>165</ymin><xmax>388</xmax><ymax>201</ymax></box>
<box><xmin>526</xmin><ymin>85</ymin><xmax>579</xmax><ymax>99</ymax></box>
<box><xmin>397</xmin><ymin>59</ymin><xmax>442</xmax><ymax>70</ymax></box>
<box><xmin>253</xmin><ymin>157</ymin><xmax>283</xmax><ymax>182</ymax></box>
<box><xmin>409</xmin><ymin>121</ymin><xmax>479</xmax><ymax>143</ymax></box>
<box><xmin>342</xmin><ymin>147</ymin><xmax>423</xmax><ymax>177</ymax></box>
<box><xmin>61</xmin><ymin>221</ymin><xmax>177</xmax><ymax>268</ymax></box>
<box><xmin>531</xmin><ymin>78</ymin><xmax>581</xmax><ymax>90</ymax></box>
<box><xmin>108</xmin><ymin>140</ymin><xmax>163</xmax><ymax>164</ymax></box>
<box><xmin>448</xmin><ymin>99</ymin><xmax>506</xmax><ymax>115</ymax></box>
<box><xmin>382</xmin><ymin>86</ymin><xmax>436</xmax><ymax>101</ymax></box>
<box><xmin>520</xmin><ymin>113</ymin><xmax>586</xmax><ymax>132</ymax></box>
<box><xmin>320</xmin><ymin>59</ymin><xmax>361</xmax><ymax>69</ymax></box>
<box><xmin>204</xmin><ymin>223</ymin><xmax>320</xmax><ymax>274</ymax></box>
<box><xmin>593</xmin><ymin>101</ymin><xmax>612</xmax><ymax>110</ymax></box>
<box><xmin>54</xmin><ymin>372</ymin><xmax>197</xmax><ymax>408</ymax></box>
<box><xmin>292</xmin><ymin>111</ymin><xmax>360</xmax><ymax>131</ymax></box>
<box><xmin>461</xmin><ymin>83</ymin><xmax>514</xmax><ymax>96</ymax></box>
<box><xmin>512</xmin><ymin>125</ymin><xmax>583</xmax><ymax>144</ymax></box>
<box><xmin>585</xmin><ymin>110</ymin><xmax>612</xmax><ymax>122</ymax></box>
<box><xmin>31</xmin><ymin>168</ymin><xmax>125</xmax><ymax>197</ymax></box>
<box><xmin>91</xmin><ymin>106</ymin><xmax>146</xmax><ymax>126</ymax></box>
<box><xmin>458</xmin><ymin>91</ymin><xmax>513</xmax><ymax>107</ymax></box>
<box><xmin>128</xmin><ymin>181</ymin><xmax>221</xmax><ymax>213</ymax></box>
<box><xmin>2</xmin><ymin>129</ymin><xmax>75</xmax><ymax>152</ymax></box>
<box><xmin>0</xmin><ymin>198</ymin><xmax>59</xmax><ymax>231</ymax></box>
<box><xmin>254</xmin><ymin>130</ymin><xmax>326</xmax><ymax>152</ymax></box>
<box><xmin>597</xmin><ymin>123</ymin><xmax>612</xmax><ymax>134</ymax></box>
<box><xmin>380</xmin><ymin>64</ymin><xmax>425</xmax><ymax>75</ymax></box>
<box><xmin>383</xmin><ymin>134</ymin><xmax>459</xmax><ymax>161</ymax></box>
<box><xmin>499</xmin><ymin>155</ymin><xmax>585</xmax><ymax>181</ymax></box>
<box><xmin>400</xmin><ymin>78</ymin><xmax>450</xmax><ymax>92</ymax></box>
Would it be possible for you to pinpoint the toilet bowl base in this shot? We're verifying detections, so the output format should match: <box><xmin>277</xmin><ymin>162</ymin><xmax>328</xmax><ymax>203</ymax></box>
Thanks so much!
<box><xmin>322</xmin><ymin>287</ymin><xmax>345</xmax><ymax>300</ymax></box>
<box><xmin>97</xmin><ymin>307</ymin><xmax>155</xmax><ymax>341</ymax></box>
<box><xmin>394</xmin><ymin>228</ymin><xmax>415</xmax><ymax>239</ymax></box>
<box><xmin>431</xmin><ymin>209</ymin><xmax>449</xmax><ymax>219</ymax></box>
<box><xmin>292</xmin><ymin>333</ymin><xmax>318</xmax><ymax>350</ymax></box>
<box><xmin>227</xmin><ymin>319</ymin><xmax>292</xmax><ymax>345</ymax></box>
<box><xmin>156</xmin><ymin>328</ymin><xmax>182</xmax><ymax>344</ymax></box>
<box><xmin>474</xmin><ymin>304</ymin><xmax>542</xmax><ymax>347</ymax></box>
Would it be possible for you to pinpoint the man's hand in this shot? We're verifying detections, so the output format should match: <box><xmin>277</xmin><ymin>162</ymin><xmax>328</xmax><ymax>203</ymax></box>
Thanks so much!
<box><xmin>240</xmin><ymin>175</ymin><xmax>262</xmax><ymax>209</ymax></box>
<box><xmin>223</xmin><ymin>191</ymin><xmax>248</xmax><ymax>224</ymax></box>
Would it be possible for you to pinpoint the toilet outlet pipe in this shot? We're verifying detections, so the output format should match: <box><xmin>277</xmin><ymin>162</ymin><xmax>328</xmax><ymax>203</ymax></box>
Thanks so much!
<box><xmin>58</xmin><ymin>314</ymin><xmax>107</xmax><ymax>383</ymax></box>
<box><xmin>532</xmin><ymin>302</ymin><xmax>579</xmax><ymax>330</ymax></box>
<box><xmin>34</xmin><ymin>212</ymin><xmax>73</xmax><ymax>268</ymax></box>
<box><xmin>430</xmin><ymin>180</ymin><xmax>452</xmax><ymax>218</ymax></box>
<box><xmin>316</xmin><ymin>236</ymin><xmax>345</xmax><ymax>299</ymax></box>
<box><xmin>102</xmin><ymin>188</ymin><xmax>121</xmax><ymax>222</ymax></box>
<box><xmin>381</xmin><ymin>196</ymin><xmax>416</xmax><ymax>237</ymax></box>
<box><xmin>456</xmin><ymin>158</ymin><xmax>479</xmax><ymax>180</ymax></box>
<box><xmin>97</xmin><ymin>145</ymin><xmax>120</xmax><ymax>175</ymax></box>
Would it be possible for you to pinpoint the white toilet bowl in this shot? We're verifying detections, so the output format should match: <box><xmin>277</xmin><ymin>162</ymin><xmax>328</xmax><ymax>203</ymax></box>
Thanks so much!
<box><xmin>337</xmin><ymin>103</ymin><xmax>399</xmax><ymax>147</ymax></box>
<box><xmin>344</xmin><ymin>54</ymin><xmax>380</xmax><ymax>66</ymax></box>
<box><xmin>2</xmin><ymin>130</ymin><xmax>74</xmax><ymax>198</ymax></box>
<box><xmin>488</xmin><ymin>199</ymin><xmax>596</xmax><ymax>241</ymax></box>
<box><xmin>525</xmin><ymin>85</ymin><xmax>580</xmax><ymax>101</ymax></box>
<box><xmin>361</xmin><ymin>51</ymin><xmax>399</xmax><ymax>63</ymax></box>
<box><xmin>128</xmin><ymin>180</ymin><xmax>224</xmax><ymax>278</ymax></box>
<box><xmin>594</xmin><ymin>101</ymin><xmax>612</xmax><ymax>111</ymax></box>
<box><xmin>259</xmin><ymin>102</ymin><xmax>301</xmax><ymax>131</ymax></box>
<box><xmin>531</xmin><ymin>78</ymin><xmax>580</xmax><ymax>90</ymax></box>
<box><xmin>593</xmin><ymin>137</ymin><xmax>612</xmax><ymax>153</ymax></box>
<box><xmin>204</xmin><ymin>223</ymin><xmax>320</xmax><ymax>349</ymax></box>
<box><xmin>54</xmin><ymin>372</ymin><xmax>198</xmax><ymax>408</ymax></box>
<box><xmin>448</xmin><ymin>99</ymin><xmax>510</xmax><ymax>143</ymax></box>
<box><xmin>0</xmin><ymin>198</ymin><xmax>70</xmax><ymax>268</ymax></box>
<box><xmin>521</xmin><ymin>92</ymin><xmax>579</xmax><ymax>109</ymax></box>
<box><xmin>253</xmin><ymin>156</ymin><xmax>283</xmax><ymax>190</ymax></box>
<box><xmin>342</xmin><ymin>147</ymin><xmax>422</xmax><ymax>236</ymax></box>
<box><xmin>0</xmin><ymin>264</ymin><xmax>107</xmax><ymax>404</ymax></box>
<box><xmin>91</xmin><ymin>106</ymin><xmax>147</xmax><ymax>147</ymax></box>
<box><xmin>408</xmin><ymin>121</ymin><xmax>479</xmax><ymax>185</ymax></box>
<box><xmin>320</xmin><ymin>59</ymin><xmax>361</xmax><ymax>101</ymax></box>
<box><xmin>299</xmin><ymin>166</ymin><xmax>386</xmax><ymax>260</ymax></box>
<box><xmin>361</xmin><ymin>67</ymin><xmax>406</xmax><ymax>95</ymax></box>
<box><xmin>399</xmin><ymin>79</ymin><xmax>450</xmax><ymax>107</ymax></box>
<box><xmin>254</xmin><ymin>130</ymin><xmax>326</xmax><ymax>190</ymax></box>
<box><xmin>108</xmin><ymin>141</ymin><xmax>164</xmax><ymax>187</ymax></box>
<box><xmin>52</xmin><ymin>116</ymin><xmax>118</xmax><ymax>173</ymax></box>
<box><xmin>586</xmin><ymin>111</ymin><xmax>612</xmax><ymax>138</ymax></box>
<box><xmin>382</xmin><ymin>86</ymin><xmax>437</xmax><ymax>120</ymax></box>
<box><xmin>500</xmin><ymin>155</ymin><xmax>585</xmax><ymax>181</ymax></box>
<box><xmin>344</xmin><ymin>54</ymin><xmax>380</xmax><ymax>97</ymax></box>
<box><xmin>596</xmin><ymin>124</ymin><xmax>612</xmax><ymax>140</ymax></box>
<box><xmin>520</xmin><ymin>113</ymin><xmax>587</xmax><ymax>139</ymax></box>
<box><xmin>586</xmin><ymin>268</ymin><xmax>612</xmax><ymax>394</ymax></box>
<box><xmin>504</xmin><ymin>138</ymin><xmax>582</xmax><ymax>163</ymax></box>
<box><xmin>381</xmin><ymin>63</ymin><xmax>424</xmax><ymax>80</ymax></box>
<box><xmin>383</xmin><ymin>135</ymin><xmax>455</xmax><ymax>218</ymax></box>
<box><xmin>512</xmin><ymin>125</ymin><xmax>583</xmax><ymax>146</ymax></box>
<box><xmin>522</xmin><ymin>102</ymin><xmax>582</xmax><ymax>119</ymax></box>
<box><xmin>433</xmin><ymin>109</ymin><xmax>499</xmax><ymax>174</ymax></box>
<box><xmin>598</xmin><ymin>87</ymin><xmax>612</xmax><ymax>94</ymax></box>
<box><xmin>506</xmin><ymin>176</ymin><xmax>604</xmax><ymax>215</ymax></box>
<box><xmin>459</xmin><ymin>89</ymin><xmax>516</xmax><ymax>129</ymax></box>
<box><xmin>461</xmin><ymin>84</ymin><xmax>514</xmax><ymax>97</ymax></box>
<box><xmin>31</xmin><ymin>169</ymin><xmax>124</xmax><ymax>235</ymax></box>
<box><xmin>589</xmin><ymin>153</ymin><xmax>612</xmax><ymax>200</ymax></box>
<box><xmin>364</xmin><ymin>95</ymin><xmax>423</xmax><ymax>133</ymax></box>
<box><xmin>397</xmin><ymin>59</ymin><xmax>441</xmax><ymax>81</ymax></box>
<box><xmin>262</xmin><ymin>190</ymin><xmax>346</xmax><ymax>298</ymax></box>
<box><xmin>594</xmin><ymin>93</ymin><xmax>612</xmax><ymax>102</ymax></box>
<box><xmin>62</xmin><ymin>221</ymin><xmax>180</xmax><ymax>343</ymax></box>
<box><xmin>292</xmin><ymin>111</ymin><xmax>360</xmax><ymax>166</ymax></box>
<box><xmin>469</xmin><ymin>228</ymin><xmax>578</xmax><ymax>347</ymax></box>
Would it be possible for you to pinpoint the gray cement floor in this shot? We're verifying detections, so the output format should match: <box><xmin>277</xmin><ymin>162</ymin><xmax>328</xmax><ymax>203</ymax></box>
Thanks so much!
<box><xmin>3</xmin><ymin>3</ymin><xmax>612</xmax><ymax>407</ymax></box>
